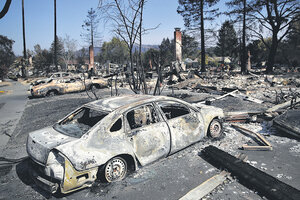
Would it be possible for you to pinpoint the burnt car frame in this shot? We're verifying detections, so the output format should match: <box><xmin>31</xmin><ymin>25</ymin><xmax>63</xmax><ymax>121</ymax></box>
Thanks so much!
<box><xmin>30</xmin><ymin>77</ymin><xmax>107</xmax><ymax>97</ymax></box>
<box><xmin>26</xmin><ymin>95</ymin><xmax>224</xmax><ymax>194</ymax></box>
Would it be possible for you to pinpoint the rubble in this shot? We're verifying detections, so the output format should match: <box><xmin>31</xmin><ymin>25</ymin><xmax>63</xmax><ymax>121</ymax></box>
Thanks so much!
<box><xmin>273</xmin><ymin>110</ymin><xmax>300</xmax><ymax>138</ymax></box>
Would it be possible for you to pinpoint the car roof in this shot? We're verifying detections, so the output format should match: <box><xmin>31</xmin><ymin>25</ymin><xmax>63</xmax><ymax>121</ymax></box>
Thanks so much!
<box><xmin>85</xmin><ymin>95</ymin><xmax>180</xmax><ymax>112</ymax></box>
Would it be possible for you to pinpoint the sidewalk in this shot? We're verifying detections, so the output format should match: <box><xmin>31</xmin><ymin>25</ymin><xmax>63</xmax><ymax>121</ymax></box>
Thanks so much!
<box><xmin>0</xmin><ymin>80</ymin><xmax>29</xmax><ymax>151</ymax></box>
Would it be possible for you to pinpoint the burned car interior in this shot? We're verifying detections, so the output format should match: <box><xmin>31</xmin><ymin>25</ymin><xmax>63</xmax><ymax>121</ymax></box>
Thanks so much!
<box><xmin>157</xmin><ymin>101</ymin><xmax>190</xmax><ymax>120</ymax></box>
<box><xmin>126</xmin><ymin>104</ymin><xmax>159</xmax><ymax>130</ymax></box>
<box><xmin>54</xmin><ymin>107</ymin><xmax>108</xmax><ymax>138</ymax></box>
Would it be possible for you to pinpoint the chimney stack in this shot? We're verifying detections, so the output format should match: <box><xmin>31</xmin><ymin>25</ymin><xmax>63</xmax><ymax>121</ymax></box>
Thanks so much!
<box><xmin>89</xmin><ymin>45</ymin><xmax>94</xmax><ymax>70</ymax></box>
<box><xmin>174</xmin><ymin>28</ymin><xmax>182</xmax><ymax>63</ymax></box>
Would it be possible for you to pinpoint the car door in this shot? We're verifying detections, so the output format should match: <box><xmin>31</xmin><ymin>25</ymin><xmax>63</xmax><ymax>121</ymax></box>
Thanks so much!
<box><xmin>125</xmin><ymin>103</ymin><xmax>171</xmax><ymax>166</ymax></box>
<box><xmin>156</xmin><ymin>101</ymin><xmax>204</xmax><ymax>154</ymax></box>
<box><xmin>64</xmin><ymin>78</ymin><xmax>82</xmax><ymax>93</ymax></box>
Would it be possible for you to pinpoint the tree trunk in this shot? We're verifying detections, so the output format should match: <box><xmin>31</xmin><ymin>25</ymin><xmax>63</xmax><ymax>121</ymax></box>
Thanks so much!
<box><xmin>241</xmin><ymin>0</ymin><xmax>247</xmax><ymax>74</ymax></box>
<box><xmin>129</xmin><ymin>48</ymin><xmax>136</xmax><ymax>92</ymax></box>
<box><xmin>266</xmin><ymin>35</ymin><xmax>278</xmax><ymax>73</ymax></box>
<box><xmin>200</xmin><ymin>0</ymin><xmax>206</xmax><ymax>72</ymax></box>
<box><xmin>139</xmin><ymin>0</ymin><xmax>147</xmax><ymax>94</ymax></box>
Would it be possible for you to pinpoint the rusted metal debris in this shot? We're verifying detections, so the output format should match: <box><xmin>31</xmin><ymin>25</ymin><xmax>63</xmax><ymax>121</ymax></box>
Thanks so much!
<box><xmin>231</xmin><ymin>124</ymin><xmax>273</xmax><ymax>151</ymax></box>
<box><xmin>26</xmin><ymin>95</ymin><xmax>225</xmax><ymax>194</ymax></box>
<box><xmin>201</xmin><ymin>145</ymin><xmax>300</xmax><ymax>200</ymax></box>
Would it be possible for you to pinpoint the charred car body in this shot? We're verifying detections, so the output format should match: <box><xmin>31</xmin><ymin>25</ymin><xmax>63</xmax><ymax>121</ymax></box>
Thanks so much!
<box><xmin>30</xmin><ymin>77</ymin><xmax>107</xmax><ymax>97</ymax></box>
<box><xmin>26</xmin><ymin>95</ymin><xmax>224</xmax><ymax>194</ymax></box>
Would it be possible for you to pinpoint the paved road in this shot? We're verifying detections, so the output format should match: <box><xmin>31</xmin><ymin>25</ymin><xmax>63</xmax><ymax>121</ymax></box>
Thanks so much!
<box><xmin>0</xmin><ymin>90</ymin><xmax>299</xmax><ymax>200</ymax></box>
<box><xmin>0</xmin><ymin>80</ymin><xmax>29</xmax><ymax>151</ymax></box>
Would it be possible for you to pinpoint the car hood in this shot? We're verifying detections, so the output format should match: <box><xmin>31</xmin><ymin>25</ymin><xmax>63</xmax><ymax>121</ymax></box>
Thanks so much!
<box><xmin>26</xmin><ymin>126</ymin><xmax>78</xmax><ymax>165</ymax></box>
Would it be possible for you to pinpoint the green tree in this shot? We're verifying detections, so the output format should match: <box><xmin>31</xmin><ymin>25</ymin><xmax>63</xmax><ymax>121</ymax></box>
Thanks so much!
<box><xmin>226</xmin><ymin>0</ymin><xmax>254</xmax><ymax>73</ymax></box>
<box><xmin>178</xmin><ymin>0</ymin><xmax>220</xmax><ymax>72</ymax></box>
<box><xmin>0</xmin><ymin>35</ymin><xmax>15</xmax><ymax>80</ymax></box>
<box><xmin>33</xmin><ymin>44</ymin><xmax>52</xmax><ymax>74</ymax></box>
<box><xmin>281</xmin><ymin>18</ymin><xmax>300</xmax><ymax>67</ymax></box>
<box><xmin>143</xmin><ymin>48</ymin><xmax>160</xmax><ymax>71</ymax></box>
<box><xmin>76</xmin><ymin>47</ymin><xmax>88</xmax><ymax>66</ymax></box>
<box><xmin>159</xmin><ymin>38</ymin><xmax>174</xmax><ymax>66</ymax></box>
<box><xmin>50</xmin><ymin>36</ymin><xmax>64</xmax><ymax>69</ymax></box>
<box><xmin>215</xmin><ymin>21</ymin><xmax>239</xmax><ymax>60</ymax></box>
<box><xmin>247</xmin><ymin>39</ymin><xmax>270</xmax><ymax>64</ymax></box>
<box><xmin>182</xmin><ymin>31</ymin><xmax>200</xmax><ymax>59</ymax></box>
<box><xmin>100</xmin><ymin>37</ymin><xmax>129</xmax><ymax>64</ymax></box>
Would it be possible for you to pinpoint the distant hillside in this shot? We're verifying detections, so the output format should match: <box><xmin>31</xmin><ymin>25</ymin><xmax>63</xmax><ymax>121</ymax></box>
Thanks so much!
<box><xmin>77</xmin><ymin>44</ymin><xmax>159</xmax><ymax>56</ymax></box>
<box><xmin>133</xmin><ymin>44</ymin><xmax>159</xmax><ymax>52</ymax></box>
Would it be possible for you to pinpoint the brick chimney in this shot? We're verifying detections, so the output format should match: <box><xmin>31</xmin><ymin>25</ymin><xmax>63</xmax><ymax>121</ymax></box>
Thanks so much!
<box><xmin>174</xmin><ymin>28</ymin><xmax>182</xmax><ymax>62</ymax></box>
<box><xmin>89</xmin><ymin>45</ymin><xmax>94</xmax><ymax>70</ymax></box>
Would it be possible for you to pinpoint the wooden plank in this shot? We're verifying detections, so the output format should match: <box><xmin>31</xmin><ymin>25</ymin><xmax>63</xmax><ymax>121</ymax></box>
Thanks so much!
<box><xmin>266</xmin><ymin>97</ymin><xmax>300</xmax><ymax>112</ymax></box>
<box><xmin>179</xmin><ymin>171</ymin><xmax>230</xmax><ymax>200</ymax></box>
<box><xmin>232</xmin><ymin>124</ymin><xmax>271</xmax><ymax>146</ymax></box>
<box><xmin>202</xmin><ymin>145</ymin><xmax>300</xmax><ymax>200</ymax></box>
<box><xmin>229</xmin><ymin>91</ymin><xmax>263</xmax><ymax>104</ymax></box>
<box><xmin>231</xmin><ymin>124</ymin><xmax>272</xmax><ymax>151</ymax></box>
<box><xmin>180</xmin><ymin>154</ymin><xmax>247</xmax><ymax>200</ymax></box>
<box><xmin>242</xmin><ymin>145</ymin><xmax>273</xmax><ymax>151</ymax></box>
<box><xmin>215</xmin><ymin>89</ymin><xmax>238</xmax><ymax>100</ymax></box>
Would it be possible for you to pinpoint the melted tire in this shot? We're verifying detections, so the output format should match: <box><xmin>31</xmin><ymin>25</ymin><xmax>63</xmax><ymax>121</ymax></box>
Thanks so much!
<box><xmin>208</xmin><ymin>119</ymin><xmax>223</xmax><ymax>138</ymax></box>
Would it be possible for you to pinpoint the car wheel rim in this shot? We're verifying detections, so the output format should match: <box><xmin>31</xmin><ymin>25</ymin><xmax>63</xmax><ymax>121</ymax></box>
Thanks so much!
<box><xmin>210</xmin><ymin>121</ymin><xmax>221</xmax><ymax>138</ymax></box>
<box><xmin>105</xmin><ymin>157</ymin><xmax>127</xmax><ymax>182</ymax></box>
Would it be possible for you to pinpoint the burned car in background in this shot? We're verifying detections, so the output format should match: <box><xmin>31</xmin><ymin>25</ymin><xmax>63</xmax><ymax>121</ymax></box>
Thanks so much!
<box><xmin>26</xmin><ymin>95</ymin><xmax>224</xmax><ymax>194</ymax></box>
<box><xmin>30</xmin><ymin>77</ymin><xmax>107</xmax><ymax>97</ymax></box>
<box><xmin>30</xmin><ymin>72</ymin><xmax>76</xmax><ymax>87</ymax></box>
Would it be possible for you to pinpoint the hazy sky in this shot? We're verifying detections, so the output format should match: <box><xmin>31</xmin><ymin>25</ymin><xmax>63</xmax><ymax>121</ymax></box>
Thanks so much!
<box><xmin>0</xmin><ymin>0</ymin><xmax>227</xmax><ymax>55</ymax></box>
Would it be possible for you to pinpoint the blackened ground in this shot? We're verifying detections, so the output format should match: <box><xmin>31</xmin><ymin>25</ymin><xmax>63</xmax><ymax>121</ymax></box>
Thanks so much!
<box><xmin>0</xmin><ymin>90</ymin><xmax>299</xmax><ymax>200</ymax></box>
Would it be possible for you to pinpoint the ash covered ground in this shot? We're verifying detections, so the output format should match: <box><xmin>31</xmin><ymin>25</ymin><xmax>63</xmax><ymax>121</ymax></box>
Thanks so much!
<box><xmin>0</xmin><ymin>84</ymin><xmax>299</xmax><ymax>200</ymax></box>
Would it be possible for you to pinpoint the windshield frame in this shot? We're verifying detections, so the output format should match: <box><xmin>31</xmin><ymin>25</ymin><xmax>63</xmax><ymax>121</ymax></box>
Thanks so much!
<box><xmin>53</xmin><ymin>106</ymin><xmax>109</xmax><ymax>138</ymax></box>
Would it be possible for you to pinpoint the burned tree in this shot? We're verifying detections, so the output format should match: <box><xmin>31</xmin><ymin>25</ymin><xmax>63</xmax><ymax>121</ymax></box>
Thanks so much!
<box><xmin>177</xmin><ymin>0</ymin><xmax>220</xmax><ymax>72</ymax></box>
<box><xmin>62</xmin><ymin>35</ymin><xmax>77</xmax><ymax>71</ymax></box>
<box><xmin>226</xmin><ymin>0</ymin><xmax>254</xmax><ymax>74</ymax></box>
<box><xmin>248</xmin><ymin>0</ymin><xmax>300</xmax><ymax>73</ymax></box>
<box><xmin>98</xmin><ymin>0</ymin><xmax>148</xmax><ymax>94</ymax></box>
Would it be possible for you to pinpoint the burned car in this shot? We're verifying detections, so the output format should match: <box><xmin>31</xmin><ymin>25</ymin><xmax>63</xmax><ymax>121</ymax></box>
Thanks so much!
<box><xmin>26</xmin><ymin>95</ymin><xmax>224</xmax><ymax>194</ymax></box>
<box><xmin>30</xmin><ymin>77</ymin><xmax>107</xmax><ymax>97</ymax></box>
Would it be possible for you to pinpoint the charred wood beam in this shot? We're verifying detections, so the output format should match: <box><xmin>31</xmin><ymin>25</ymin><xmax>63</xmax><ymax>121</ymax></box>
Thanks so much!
<box><xmin>201</xmin><ymin>146</ymin><xmax>300</xmax><ymax>200</ymax></box>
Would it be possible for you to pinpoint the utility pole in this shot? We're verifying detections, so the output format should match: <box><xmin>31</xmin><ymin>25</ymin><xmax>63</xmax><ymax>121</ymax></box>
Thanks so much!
<box><xmin>54</xmin><ymin>0</ymin><xmax>57</xmax><ymax>71</ymax></box>
<box><xmin>200</xmin><ymin>0</ymin><xmax>205</xmax><ymax>72</ymax></box>
<box><xmin>22</xmin><ymin>0</ymin><xmax>26</xmax><ymax>77</ymax></box>
<box><xmin>241</xmin><ymin>0</ymin><xmax>247</xmax><ymax>74</ymax></box>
